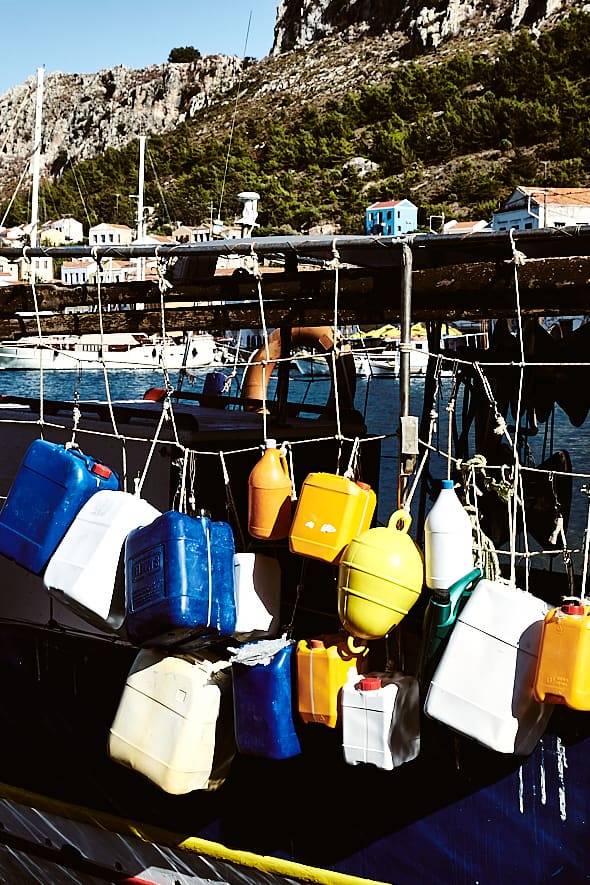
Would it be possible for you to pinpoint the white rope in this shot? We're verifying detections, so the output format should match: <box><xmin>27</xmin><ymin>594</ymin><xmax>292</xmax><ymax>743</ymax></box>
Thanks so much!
<box><xmin>580</xmin><ymin>488</ymin><xmax>590</xmax><ymax>601</ymax></box>
<box><xmin>343</xmin><ymin>437</ymin><xmax>360</xmax><ymax>480</ymax></box>
<box><xmin>328</xmin><ymin>240</ymin><xmax>343</xmax><ymax>444</ymax></box>
<box><xmin>92</xmin><ymin>248</ymin><xmax>123</xmax><ymax>451</ymax></box>
<box><xmin>252</xmin><ymin>246</ymin><xmax>270</xmax><ymax>440</ymax></box>
<box><xmin>23</xmin><ymin>246</ymin><xmax>45</xmax><ymax>429</ymax></box>
<box><xmin>134</xmin><ymin>397</ymin><xmax>171</xmax><ymax>497</ymax></box>
<box><xmin>508</xmin><ymin>229</ymin><xmax>527</xmax><ymax>587</ymax></box>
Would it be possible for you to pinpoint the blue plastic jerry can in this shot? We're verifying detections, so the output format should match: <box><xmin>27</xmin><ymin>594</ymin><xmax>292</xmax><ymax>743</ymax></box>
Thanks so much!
<box><xmin>125</xmin><ymin>509</ymin><xmax>236</xmax><ymax>646</ymax></box>
<box><xmin>232</xmin><ymin>640</ymin><xmax>302</xmax><ymax>760</ymax></box>
<box><xmin>0</xmin><ymin>439</ymin><xmax>120</xmax><ymax>574</ymax></box>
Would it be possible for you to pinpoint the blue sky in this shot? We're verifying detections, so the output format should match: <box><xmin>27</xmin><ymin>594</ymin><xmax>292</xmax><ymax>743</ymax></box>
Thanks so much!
<box><xmin>0</xmin><ymin>0</ymin><xmax>279</xmax><ymax>95</ymax></box>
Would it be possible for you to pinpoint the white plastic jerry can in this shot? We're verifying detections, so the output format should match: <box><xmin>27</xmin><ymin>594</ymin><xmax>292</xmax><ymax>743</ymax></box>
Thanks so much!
<box><xmin>424</xmin><ymin>579</ymin><xmax>553</xmax><ymax>755</ymax></box>
<box><xmin>43</xmin><ymin>489</ymin><xmax>160</xmax><ymax>633</ymax></box>
<box><xmin>108</xmin><ymin>648</ymin><xmax>235</xmax><ymax>795</ymax></box>
<box><xmin>342</xmin><ymin>671</ymin><xmax>420</xmax><ymax>770</ymax></box>
<box><xmin>233</xmin><ymin>552</ymin><xmax>281</xmax><ymax>637</ymax></box>
<box><xmin>424</xmin><ymin>479</ymin><xmax>474</xmax><ymax>590</ymax></box>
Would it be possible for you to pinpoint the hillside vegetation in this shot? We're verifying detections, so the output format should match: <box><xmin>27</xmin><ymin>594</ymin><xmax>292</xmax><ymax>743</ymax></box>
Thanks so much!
<box><xmin>10</xmin><ymin>12</ymin><xmax>590</xmax><ymax>236</ymax></box>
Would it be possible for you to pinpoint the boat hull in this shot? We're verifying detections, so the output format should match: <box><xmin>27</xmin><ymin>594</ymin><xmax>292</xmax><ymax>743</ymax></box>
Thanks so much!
<box><xmin>0</xmin><ymin>335</ymin><xmax>222</xmax><ymax>370</ymax></box>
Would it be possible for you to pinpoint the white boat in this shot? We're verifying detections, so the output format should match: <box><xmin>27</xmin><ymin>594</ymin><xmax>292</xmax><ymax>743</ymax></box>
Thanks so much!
<box><xmin>0</xmin><ymin>331</ymin><xmax>225</xmax><ymax>370</ymax></box>
<box><xmin>353</xmin><ymin>329</ymin><xmax>488</xmax><ymax>378</ymax></box>
<box><xmin>291</xmin><ymin>348</ymin><xmax>332</xmax><ymax>376</ymax></box>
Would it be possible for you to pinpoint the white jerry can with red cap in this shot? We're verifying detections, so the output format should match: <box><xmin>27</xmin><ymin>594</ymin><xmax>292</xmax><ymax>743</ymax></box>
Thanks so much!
<box><xmin>44</xmin><ymin>489</ymin><xmax>160</xmax><ymax>633</ymax></box>
<box><xmin>342</xmin><ymin>671</ymin><xmax>421</xmax><ymax>770</ymax></box>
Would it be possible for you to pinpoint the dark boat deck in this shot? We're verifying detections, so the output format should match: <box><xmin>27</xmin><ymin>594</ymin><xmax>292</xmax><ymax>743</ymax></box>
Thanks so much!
<box><xmin>0</xmin><ymin>230</ymin><xmax>588</xmax><ymax>883</ymax></box>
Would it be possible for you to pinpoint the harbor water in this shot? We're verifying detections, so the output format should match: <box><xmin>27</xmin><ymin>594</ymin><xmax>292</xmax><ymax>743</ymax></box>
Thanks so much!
<box><xmin>2</xmin><ymin>366</ymin><xmax>589</xmax><ymax>577</ymax></box>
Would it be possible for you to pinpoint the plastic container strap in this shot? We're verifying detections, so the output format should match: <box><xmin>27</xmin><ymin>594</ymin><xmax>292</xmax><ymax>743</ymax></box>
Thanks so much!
<box><xmin>219</xmin><ymin>449</ymin><xmax>246</xmax><ymax>551</ymax></box>
<box><xmin>343</xmin><ymin>437</ymin><xmax>360</xmax><ymax>480</ymax></box>
<box><xmin>134</xmin><ymin>399</ymin><xmax>171</xmax><ymax>497</ymax></box>
<box><xmin>282</xmin><ymin>443</ymin><xmax>297</xmax><ymax>502</ymax></box>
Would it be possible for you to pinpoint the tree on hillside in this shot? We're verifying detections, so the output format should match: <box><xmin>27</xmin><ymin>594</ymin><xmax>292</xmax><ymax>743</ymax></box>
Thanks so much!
<box><xmin>168</xmin><ymin>47</ymin><xmax>202</xmax><ymax>63</ymax></box>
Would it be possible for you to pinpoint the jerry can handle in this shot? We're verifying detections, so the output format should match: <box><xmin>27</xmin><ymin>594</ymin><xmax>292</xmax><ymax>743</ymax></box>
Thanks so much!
<box><xmin>387</xmin><ymin>508</ymin><xmax>412</xmax><ymax>534</ymax></box>
<box><xmin>448</xmin><ymin>567</ymin><xmax>482</xmax><ymax>595</ymax></box>
<box><xmin>346</xmin><ymin>634</ymin><xmax>368</xmax><ymax>657</ymax></box>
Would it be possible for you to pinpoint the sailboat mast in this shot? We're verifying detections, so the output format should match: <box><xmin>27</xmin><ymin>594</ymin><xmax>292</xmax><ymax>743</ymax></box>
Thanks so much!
<box><xmin>136</xmin><ymin>134</ymin><xmax>146</xmax><ymax>281</ymax></box>
<box><xmin>29</xmin><ymin>67</ymin><xmax>44</xmax><ymax>249</ymax></box>
<box><xmin>137</xmin><ymin>135</ymin><xmax>145</xmax><ymax>242</ymax></box>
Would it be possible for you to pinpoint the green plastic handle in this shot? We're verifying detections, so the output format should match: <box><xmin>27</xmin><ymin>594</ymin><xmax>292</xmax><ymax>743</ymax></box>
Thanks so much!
<box><xmin>416</xmin><ymin>567</ymin><xmax>482</xmax><ymax>685</ymax></box>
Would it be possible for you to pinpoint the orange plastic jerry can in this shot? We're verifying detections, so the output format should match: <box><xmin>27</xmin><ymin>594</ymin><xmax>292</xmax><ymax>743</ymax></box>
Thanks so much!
<box><xmin>248</xmin><ymin>439</ymin><xmax>293</xmax><ymax>540</ymax></box>
<box><xmin>534</xmin><ymin>601</ymin><xmax>590</xmax><ymax>710</ymax></box>
<box><xmin>296</xmin><ymin>633</ymin><xmax>368</xmax><ymax>728</ymax></box>
<box><xmin>289</xmin><ymin>472</ymin><xmax>376</xmax><ymax>564</ymax></box>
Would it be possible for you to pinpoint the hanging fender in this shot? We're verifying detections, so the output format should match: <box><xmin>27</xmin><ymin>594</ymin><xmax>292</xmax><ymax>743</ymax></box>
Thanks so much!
<box><xmin>241</xmin><ymin>326</ymin><xmax>357</xmax><ymax>414</ymax></box>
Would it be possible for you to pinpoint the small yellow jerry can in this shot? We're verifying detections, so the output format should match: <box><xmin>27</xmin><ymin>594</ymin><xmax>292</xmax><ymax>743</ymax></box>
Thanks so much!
<box><xmin>296</xmin><ymin>633</ymin><xmax>368</xmax><ymax>728</ymax></box>
<box><xmin>534</xmin><ymin>601</ymin><xmax>590</xmax><ymax>710</ymax></box>
<box><xmin>289</xmin><ymin>473</ymin><xmax>376</xmax><ymax>564</ymax></box>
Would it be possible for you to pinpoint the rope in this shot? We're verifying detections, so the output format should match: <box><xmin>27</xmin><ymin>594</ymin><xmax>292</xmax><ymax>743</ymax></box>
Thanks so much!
<box><xmin>457</xmin><ymin>455</ymin><xmax>500</xmax><ymax>579</ymax></box>
<box><xmin>216</xmin><ymin>14</ymin><xmax>251</xmax><ymax>223</ymax></box>
<box><xmin>580</xmin><ymin>487</ymin><xmax>590</xmax><ymax>601</ymax></box>
<box><xmin>472</xmin><ymin>361</ymin><xmax>512</xmax><ymax>447</ymax></box>
<box><xmin>134</xmin><ymin>397</ymin><xmax>171</xmax><ymax>497</ymax></box>
<box><xmin>219</xmin><ymin>449</ymin><xmax>246</xmax><ymax>551</ymax></box>
<box><xmin>252</xmin><ymin>246</ymin><xmax>270</xmax><ymax>440</ymax></box>
<box><xmin>327</xmin><ymin>240</ymin><xmax>343</xmax><ymax>450</ymax></box>
<box><xmin>445</xmin><ymin>362</ymin><xmax>458</xmax><ymax>481</ymax></box>
<box><xmin>23</xmin><ymin>246</ymin><xmax>45</xmax><ymax>429</ymax></box>
<box><xmin>93</xmin><ymin>249</ymin><xmax>121</xmax><ymax>443</ymax></box>
<box><xmin>508</xmin><ymin>229</ymin><xmax>527</xmax><ymax>588</ymax></box>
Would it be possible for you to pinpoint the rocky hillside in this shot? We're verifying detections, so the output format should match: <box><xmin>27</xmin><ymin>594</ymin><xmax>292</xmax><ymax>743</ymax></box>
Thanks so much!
<box><xmin>0</xmin><ymin>56</ymin><xmax>246</xmax><ymax>194</ymax></box>
<box><xmin>0</xmin><ymin>0</ymin><xmax>586</xmax><ymax>209</ymax></box>
<box><xmin>272</xmin><ymin>0</ymin><xmax>582</xmax><ymax>55</ymax></box>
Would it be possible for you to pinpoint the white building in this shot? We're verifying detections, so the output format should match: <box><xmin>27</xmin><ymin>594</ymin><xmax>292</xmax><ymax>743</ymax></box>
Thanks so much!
<box><xmin>42</xmin><ymin>217</ymin><xmax>84</xmax><ymax>244</ymax></box>
<box><xmin>442</xmin><ymin>219</ymin><xmax>491</xmax><ymax>235</ymax></box>
<box><xmin>88</xmin><ymin>223</ymin><xmax>134</xmax><ymax>246</ymax></box>
<box><xmin>61</xmin><ymin>259</ymin><xmax>97</xmax><ymax>285</ymax></box>
<box><xmin>492</xmin><ymin>187</ymin><xmax>590</xmax><ymax>231</ymax></box>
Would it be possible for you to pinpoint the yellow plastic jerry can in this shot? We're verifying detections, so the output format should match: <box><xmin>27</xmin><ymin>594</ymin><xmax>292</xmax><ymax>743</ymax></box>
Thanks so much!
<box><xmin>296</xmin><ymin>633</ymin><xmax>368</xmax><ymax>728</ymax></box>
<box><xmin>289</xmin><ymin>473</ymin><xmax>376</xmax><ymax>564</ymax></box>
<box><xmin>534</xmin><ymin>601</ymin><xmax>590</xmax><ymax>710</ymax></box>
<box><xmin>337</xmin><ymin>509</ymin><xmax>424</xmax><ymax>640</ymax></box>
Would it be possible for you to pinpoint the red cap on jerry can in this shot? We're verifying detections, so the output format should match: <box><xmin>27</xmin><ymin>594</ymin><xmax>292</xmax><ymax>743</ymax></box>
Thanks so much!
<box><xmin>358</xmin><ymin>677</ymin><xmax>381</xmax><ymax>691</ymax></box>
<box><xmin>91</xmin><ymin>463</ymin><xmax>113</xmax><ymax>479</ymax></box>
<box><xmin>561</xmin><ymin>603</ymin><xmax>585</xmax><ymax>616</ymax></box>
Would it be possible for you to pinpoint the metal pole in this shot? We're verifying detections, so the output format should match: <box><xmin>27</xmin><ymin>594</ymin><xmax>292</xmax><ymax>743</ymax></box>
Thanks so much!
<box><xmin>398</xmin><ymin>241</ymin><xmax>418</xmax><ymax>508</ymax></box>
<box><xmin>136</xmin><ymin>135</ymin><xmax>146</xmax><ymax>281</ymax></box>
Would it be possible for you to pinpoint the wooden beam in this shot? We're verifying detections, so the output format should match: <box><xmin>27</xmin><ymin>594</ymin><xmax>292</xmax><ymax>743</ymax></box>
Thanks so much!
<box><xmin>0</xmin><ymin>254</ymin><xmax>588</xmax><ymax>336</ymax></box>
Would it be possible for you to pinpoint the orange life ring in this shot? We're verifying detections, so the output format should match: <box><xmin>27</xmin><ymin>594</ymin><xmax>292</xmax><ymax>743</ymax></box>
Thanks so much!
<box><xmin>241</xmin><ymin>326</ymin><xmax>356</xmax><ymax>414</ymax></box>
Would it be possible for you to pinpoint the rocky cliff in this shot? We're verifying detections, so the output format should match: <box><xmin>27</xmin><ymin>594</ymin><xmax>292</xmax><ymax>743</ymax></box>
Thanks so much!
<box><xmin>272</xmin><ymin>0</ymin><xmax>579</xmax><ymax>55</ymax></box>
<box><xmin>0</xmin><ymin>55</ymin><xmax>245</xmax><ymax>196</ymax></box>
<box><xmin>0</xmin><ymin>0</ymin><xmax>584</xmax><ymax>204</ymax></box>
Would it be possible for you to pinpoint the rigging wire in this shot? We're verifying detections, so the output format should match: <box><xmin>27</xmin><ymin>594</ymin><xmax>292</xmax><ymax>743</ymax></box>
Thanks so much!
<box><xmin>216</xmin><ymin>11</ymin><xmax>252</xmax><ymax>223</ymax></box>
<box><xmin>146</xmin><ymin>145</ymin><xmax>173</xmax><ymax>228</ymax></box>
<box><xmin>67</xmin><ymin>155</ymin><xmax>94</xmax><ymax>229</ymax></box>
